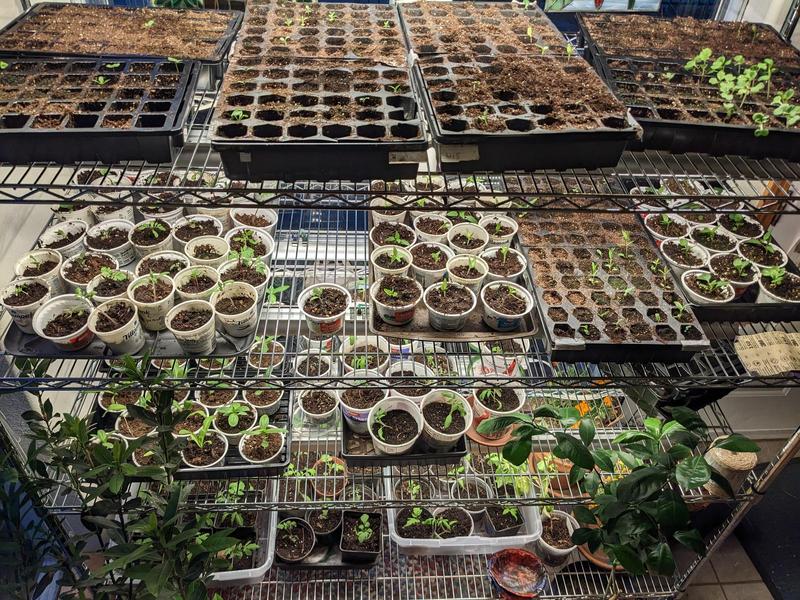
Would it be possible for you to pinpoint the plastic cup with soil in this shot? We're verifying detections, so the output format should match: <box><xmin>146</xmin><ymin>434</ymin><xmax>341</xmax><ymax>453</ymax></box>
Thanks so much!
<box><xmin>172</xmin><ymin>215</ymin><xmax>223</xmax><ymax>252</ymax></box>
<box><xmin>87</xmin><ymin>298</ymin><xmax>146</xmax><ymax>355</ymax></box>
<box><xmin>339</xmin><ymin>512</ymin><xmax>383</xmax><ymax>563</ymax></box>
<box><xmin>420</xmin><ymin>390</ymin><xmax>472</xmax><ymax>451</ymax></box>
<box><xmin>737</xmin><ymin>236</ymin><xmax>789</xmax><ymax>270</ymax></box>
<box><xmin>298</xmin><ymin>282</ymin><xmax>351</xmax><ymax>335</ymax></box>
<box><xmin>185</xmin><ymin>235</ymin><xmax>230</xmax><ymax>269</ymax></box>
<box><xmin>14</xmin><ymin>249</ymin><xmax>64</xmax><ymax>295</ymax></box>
<box><xmin>537</xmin><ymin>509</ymin><xmax>578</xmax><ymax>561</ymax></box>
<box><xmin>173</xmin><ymin>265</ymin><xmax>220</xmax><ymax>302</ymax></box>
<box><xmin>293</xmin><ymin>352</ymin><xmax>333</xmax><ymax>382</ymax></box>
<box><xmin>1</xmin><ymin>277</ymin><xmax>51</xmax><ymax>334</ymax></box>
<box><xmin>340</xmin><ymin>335</ymin><xmax>391</xmax><ymax>375</ymax></box>
<box><xmin>231</xmin><ymin>208</ymin><xmax>279</xmax><ymax>237</ymax></box>
<box><xmin>450</xmin><ymin>476</ymin><xmax>494</xmax><ymax>524</ymax></box>
<box><xmin>409</xmin><ymin>242</ymin><xmax>455</xmax><ymax>287</ymax></box>
<box><xmin>479</xmin><ymin>215</ymin><xmax>518</xmax><ymax>245</ymax></box>
<box><xmin>386</xmin><ymin>360</ymin><xmax>437</xmax><ymax>402</ymax></box>
<box><xmin>485</xmin><ymin>505</ymin><xmax>524</xmax><ymax>537</ymax></box>
<box><xmin>38</xmin><ymin>219</ymin><xmax>88</xmax><ymax>258</ymax></box>
<box><xmin>53</xmin><ymin>201</ymin><xmax>94</xmax><ymax>227</ymax></box>
<box><xmin>709</xmin><ymin>253</ymin><xmax>758</xmax><ymax>297</ymax></box>
<box><xmin>337</xmin><ymin>371</ymin><xmax>388</xmax><ymax>435</ymax></box>
<box><xmin>114</xmin><ymin>411</ymin><xmax>156</xmax><ymax>442</ymax></box>
<box><xmin>369</xmin><ymin>274</ymin><xmax>423</xmax><ymax>326</ymax></box>
<box><xmin>224</xmin><ymin>227</ymin><xmax>275</xmax><ymax>261</ymax></box>
<box><xmin>310</xmin><ymin>454</ymin><xmax>348</xmax><ymax>498</ymax></box>
<box><xmin>212</xmin><ymin>400</ymin><xmax>258</xmax><ymax>444</ymax></box>
<box><xmin>217</xmin><ymin>257</ymin><xmax>270</xmax><ymax>302</ymax></box>
<box><xmin>395</xmin><ymin>506</ymin><xmax>435</xmax><ymax>539</ymax></box>
<box><xmin>239</xmin><ymin>414</ymin><xmax>286</xmax><ymax>464</ymax></box>
<box><xmin>243</xmin><ymin>380</ymin><xmax>284</xmax><ymax>416</ymax></box>
<box><xmin>660</xmin><ymin>237</ymin><xmax>710</xmax><ymax>275</ymax></box>
<box><xmin>718</xmin><ymin>213</ymin><xmax>764</xmax><ymax>241</ymax></box>
<box><xmin>423</xmin><ymin>280</ymin><xmax>476</xmax><ymax>331</ymax></box>
<box><xmin>305</xmin><ymin>507</ymin><xmax>343</xmax><ymax>546</ymax></box>
<box><xmin>447</xmin><ymin>223</ymin><xmax>490</xmax><ymax>256</ymax></box>
<box><xmin>32</xmin><ymin>294</ymin><xmax>94</xmax><ymax>351</ymax></box>
<box><xmin>370</xmin><ymin>180</ymin><xmax>408</xmax><ymax>224</ymax></box>
<box><xmin>165</xmin><ymin>300</ymin><xmax>217</xmax><ymax>355</ymax></box>
<box><xmin>431</xmin><ymin>507</ymin><xmax>475</xmax><ymax>539</ymax></box>
<box><xmin>172</xmin><ymin>401</ymin><xmax>209</xmax><ymax>437</ymax></box>
<box><xmin>298</xmin><ymin>389</ymin><xmax>340</xmax><ymax>425</ymax></box>
<box><xmin>446</xmin><ymin>254</ymin><xmax>488</xmax><ymax>294</ymax></box>
<box><xmin>371</xmin><ymin>246</ymin><xmax>413</xmax><ymax>279</ymax></box>
<box><xmin>757</xmin><ymin>267</ymin><xmax>800</xmax><ymax>304</ymax></box>
<box><xmin>690</xmin><ymin>224</ymin><xmax>737</xmax><ymax>255</ymax></box>
<box><xmin>369</xmin><ymin>221</ymin><xmax>417</xmax><ymax>249</ymax></box>
<box><xmin>85</xmin><ymin>219</ymin><xmax>136</xmax><ymax>266</ymax></box>
<box><xmin>643</xmin><ymin>213</ymin><xmax>689</xmax><ymax>242</ymax></box>
<box><xmin>413</xmin><ymin>214</ymin><xmax>453</xmax><ymax>244</ymax></box>
<box><xmin>180</xmin><ymin>425</ymin><xmax>229</xmax><ymax>469</ymax></box>
<box><xmin>411</xmin><ymin>340</ymin><xmax>457</xmax><ymax>377</ymax></box>
<box><xmin>210</xmin><ymin>281</ymin><xmax>259</xmax><ymax>337</ymax></box>
<box><xmin>480</xmin><ymin>246</ymin><xmax>527</xmax><ymax>283</ymax></box>
<box><xmin>246</xmin><ymin>337</ymin><xmax>286</xmax><ymax>373</ymax></box>
<box><xmin>87</xmin><ymin>268</ymin><xmax>134</xmax><ymax>304</ymax></box>
<box><xmin>196</xmin><ymin>381</ymin><xmax>239</xmax><ymax>413</ymax></box>
<box><xmin>129</xmin><ymin>218</ymin><xmax>173</xmax><ymax>258</ymax></box>
<box><xmin>471</xmin><ymin>385</ymin><xmax>526</xmax><ymax>440</ymax></box>
<box><xmin>681</xmin><ymin>269</ymin><xmax>735</xmax><ymax>305</ymax></box>
<box><xmin>480</xmin><ymin>281</ymin><xmax>534</xmax><ymax>332</ymax></box>
<box><xmin>367</xmin><ymin>396</ymin><xmax>423</xmax><ymax>456</ymax></box>
<box><xmin>60</xmin><ymin>252</ymin><xmax>118</xmax><ymax>291</ymax></box>
<box><xmin>276</xmin><ymin>517</ymin><xmax>316</xmax><ymax>564</ymax></box>
<box><xmin>127</xmin><ymin>273</ymin><xmax>175</xmax><ymax>331</ymax></box>
<box><xmin>135</xmin><ymin>250</ymin><xmax>190</xmax><ymax>279</ymax></box>
<box><xmin>393</xmin><ymin>478</ymin><xmax>436</xmax><ymax>502</ymax></box>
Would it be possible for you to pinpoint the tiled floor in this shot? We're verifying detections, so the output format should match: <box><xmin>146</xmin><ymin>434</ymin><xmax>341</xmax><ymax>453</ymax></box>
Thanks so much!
<box><xmin>687</xmin><ymin>536</ymin><xmax>775</xmax><ymax>599</ymax></box>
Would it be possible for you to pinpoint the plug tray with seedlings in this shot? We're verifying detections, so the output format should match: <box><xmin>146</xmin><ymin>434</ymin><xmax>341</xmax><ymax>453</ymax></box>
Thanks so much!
<box><xmin>398</xmin><ymin>1</ymin><xmax>639</xmax><ymax>172</ymax></box>
<box><xmin>518</xmin><ymin>211</ymin><xmax>709</xmax><ymax>362</ymax></box>
<box><xmin>0</xmin><ymin>57</ymin><xmax>199</xmax><ymax>164</ymax></box>
<box><xmin>595</xmin><ymin>55</ymin><xmax>800</xmax><ymax>160</ymax></box>
<box><xmin>211</xmin><ymin>3</ymin><xmax>426</xmax><ymax>181</ymax></box>
<box><xmin>0</xmin><ymin>3</ymin><xmax>242</xmax><ymax>87</ymax></box>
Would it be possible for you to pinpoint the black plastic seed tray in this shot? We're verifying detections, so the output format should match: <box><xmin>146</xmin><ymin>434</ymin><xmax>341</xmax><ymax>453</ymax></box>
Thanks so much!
<box><xmin>411</xmin><ymin>54</ymin><xmax>639</xmax><ymax>172</ymax></box>
<box><xmin>341</xmin><ymin>420</ymin><xmax>467</xmax><ymax>467</ymax></box>
<box><xmin>518</xmin><ymin>212</ymin><xmax>709</xmax><ymax>363</ymax></box>
<box><xmin>0</xmin><ymin>56</ymin><xmax>199</xmax><ymax>164</ymax></box>
<box><xmin>594</xmin><ymin>55</ymin><xmax>800</xmax><ymax>160</ymax></box>
<box><xmin>0</xmin><ymin>3</ymin><xmax>242</xmax><ymax>88</ymax></box>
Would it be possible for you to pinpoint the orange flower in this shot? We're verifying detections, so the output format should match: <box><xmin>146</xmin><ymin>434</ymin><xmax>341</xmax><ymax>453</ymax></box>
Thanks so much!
<box><xmin>575</xmin><ymin>401</ymin><xmax>591</xmax><ymax>416</ymax></box>
<box><xmin>603</xmin><ymin>396</ymin><xmax>613</xmax><ymax>407</ymax></box>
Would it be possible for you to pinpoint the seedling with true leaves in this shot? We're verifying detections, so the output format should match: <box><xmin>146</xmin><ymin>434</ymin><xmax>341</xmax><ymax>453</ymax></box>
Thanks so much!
<box><xmin>403</xmin><ymin>507</ymin><xmax>425</xmax><ymax>529</ymax></box>
<box><xmin>372</xmin><ymin>407</ymin><xmax>390</xmax><ymax>441</ymax></box>
<box><xmin>266</xmin><ymin>283</ymin><xmax>290</xmax><ymax>304</ymax></box>
<box><xmin>384</xmin><ymin>231</ymin><xmax>410</xmax><ymax>246</ymax></box>
<box><xmin>447</xmin><ymin>210</ymin><xmax>478</xmax><ymax>224</ymax></box>
<box><xmin>440</xmin><ymin>392</ymin><xmax>466</xmax><ymax>430</ymax></box>
<box><xmin>478</xmin><ymin>387</ymin><xmax>503</xmax><ymax>411</ymax></box>
<box><xmin>184</xmin><ymin>414</ymin><xmax>216</xmax><ymax>449</ymax></box>
<box><xmin>137</xmin><ymin>220</ymin><xmax>167</xmax><ymax>239</ymax></box>
<box><xmin>277</xmin><ymin>519</ymin><xmax>299</xmax><ymax>544</ymax></box>
<box><xmin>216</xmin><ymin>402</ymin><xmax>251</xmax><ymax>429</ymax></box>
<box><xmin>355</xmin><ymin>514</ymin><xmax>374</xmax><ymax>544</ymax></box>
<box><xmin>695</xmin><ymin>272</ymin><xmax>729</xmax><ymax>296</ymax></box>
<box><xmin>762</xmin><ymin>266</ymin><xmax>787</xmax><ymax>287</ymax></box>
<box><xmin>230</xmin><ymin>109</ymin><xmax>249</xmax><ymax>121</ymax></box>
<box><xmin>732</xmin><ymin>257</ymin><xmax>752</xmax><ymax>279</ymax></box>
<box><xmin>382</xmin><ymin>287</ymin><xmax>399</xmax><ymax>300</ymax></box>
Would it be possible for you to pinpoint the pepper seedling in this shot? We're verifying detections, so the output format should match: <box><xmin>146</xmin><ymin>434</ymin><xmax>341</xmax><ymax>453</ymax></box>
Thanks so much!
<box><xmin>355</xmin><ymin>514</ymin><xmax>373</xmax><ymax>543</ymax></box>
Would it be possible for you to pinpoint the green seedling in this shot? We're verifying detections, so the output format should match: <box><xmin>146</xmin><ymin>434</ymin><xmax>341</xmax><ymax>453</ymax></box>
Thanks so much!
<box><xmin>478</xmin><ymin>387</ymin><xmax>503</xmax><ymax>410</ymax></box>
<box><xmin>277</xmin><ymin>519</ymin><xmax>299</xmax><ymax>544</ymax></box>
<box><xmin>732</xmin><ymin>257</ymin><xmax>752</xmax><ymax>278</ymax></box>
<box><xmin>382</xmin><ymin>287</ymin><xmax>399</xmax><ymax>299</ymax></box>
<box><xmin>430</xmin><ymin>251</ymin><xmax>442</xmax><ymax>263</ymax></box>
<box><xmin>184</xmin><ymin>414</ymin><xmax>215</xmax><ymax>449</ymax></box>
<box><xmin>535</xmin><ymin>43</ymin><xmax>549</xmax><ymax>56</ymax></box>
<box><xmin>355</xmin><ymin>514</ymin><xmax>373</xmax><ymax>543</ymax></box>
<box><xmin>565</xmin><ymin>42</ymin><xmax>575</xmax><ymax>60</ymax></box>
<box><xmin>403</xmin><ymin>507</ymin><xmax>425</xmax><ymax>528</ymax></box>
<box><xmin>695</xmin><ymin>272</ymin><xmax>729</xmax><ymax>295</ymax></box>
<box><xmin>447</xmin><ymin>210</ymin><xmax>478</xmax><ymax>224</ymax></box>
<box><xmin>498</xmin><ymin>245</ymin><xmax>510</xmax><ymax>264</ymax></box>
<box><xmin>384</xmin><ymin>231</ymin><xmax>410</xmax><ymax>246</ymax></box>
<box><xmin>762</xmin><ymin>266</ymin><xmax>786</xmax><ymax>287</ymax></box>
<box><xmin>266</xmin><ymin>283</ymin><xmax>290</xmax><ymax>304</ymax></box>
<box><xmin>217</xmin><ymin>402</ymin><xmax>250</xmax><ymax>428</ymax></box>
<box><xmin>438</xmin><ymin>280</ymin><xmax>449</xmax><ymax>295</ymax></box>
<box><xmin>373</xmin><ymin>407</ymin><xmax>389</xmax><ymax>441</ymax></box>
<box><xmin>442</xmin><ymin>395</ymin><xmax>466</xmax><ymax>430</ymax></box>
<box><xmin>143</xmin><ymin>19</ymin><xmax>155</xmax><ymax>28</ymax></box>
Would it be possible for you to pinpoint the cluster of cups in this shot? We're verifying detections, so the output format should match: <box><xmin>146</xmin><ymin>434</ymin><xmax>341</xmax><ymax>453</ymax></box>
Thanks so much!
<box><xmin>637</xmin><ymin>189</ymin><xmax>798</xmax><ymax>305</ymax></box>
<box><xmin>5</xmin><ymin>187</ymin><xmax>280</xmax><ymax>355</ymax></box>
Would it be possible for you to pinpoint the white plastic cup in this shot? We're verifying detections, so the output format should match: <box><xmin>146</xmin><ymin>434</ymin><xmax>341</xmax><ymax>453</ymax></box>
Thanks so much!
<box><xmin>180</xmin><ymin>433</ymin><xmax>228</xmax><ymax>469</ymax></box>
<box><xmin>38</xmin><ymin>219</ymin><xmax>88</xmax><ymax>258</ymax></box>
<box><xmin>643</xmin><ymin>213</ymin><xmax>690</xmax><ymax>244</ymax></box>
<box><xmin>340</xmin><ymin>334</ymin><xmax>391</xmax><ymax>375</ymax></box>
<box><xmin>173</xmin><ymin>265</ymin><xmax>220</xmax><ymax>302</ymax></box>
<box><xmin>423</xmin><ymin>281</ymin><xmax>476</xmax><ymax>331</ymax></box>
<box><xmin>297</xmin><ymin>283</ymin><xmax>352</xmax><ymax>335</ymax></box>
<box><xmin>127</xmin><ymin>274</ymin><xmax>175</xmax><ymax>331</ymax></box>
<box><xmin>14</xmin><ymin>250</ymin><xmax>64</xmax><ymax>295</ymax></box>
<box><xmin>230</xmin><ymin>207</ymin><xmax>279</xmax><ymax>237</ymax></box>
<box><xmin>225</xmin><ymin>226</ymin><xmax>275</xmax><ymax>263</ymax></box>
<box><xmin>660</xmin><ymin>237</ymin><xmax>710</xmax><ymax>276</ymax></box>
<box><xmin>239</xmin><ymin>431</ymin><xmax>285</xmax><ymax>464</ymax></box>
<box><xmin>336</xmin><ymin>369</ymin><xmax>388</xmax><ymax>434</ymax></box>
<box><xmin>386</xmin><ymin>360</ymin><xmax>438</xmax><ymax>403</ymax></box>
<box><xmin>480</xmin><ymin>281</ymin><xmax>535</xmax><ymax>332</ymax></box>
<box><xmin>129</xmin><ymin>219</ymin><xmax>174</xmax><ymax>258</ymax></box>
<box><xmin>298</xmin><ymin>389</ymin><xmax>340</xmax><ymax>424</ymax></box>
<box><xmin>370</xmin><ymin>246</ymin><xmax>413</xmax><ymax>280</ymax></box>
<box><xmin>369</xmin><ymin>197</ymin><xmax>407</xmax><ymax>224</ymax></box>
<box><xmin>217</xmin><ymin>259</ymin><xmax>270</xmax><ymax>303</ymax></box>
<box><xmin>369</xmin><ymin>278</ymin><xmax>422</xmax><ymax>326</ymax></box>
<box><xmin>479</xmin><ymin>246</ymin><xmax>527</xmax><ymax>283</ymax></box>
<box><xmin>211</xmin><ymin>281</ymin><xmax>259</xmax><ymax>337</ymax></box>
<box><xmin>165</xmin><ymin>300</ymin><xmax>217</xmax><ymax>355</ymax></box>
<box><xmin>32</xmin><ymin>294</ymin><xmax>95</xmax><ymax>351</ymax></box>
<box><xmin>479</xmin><ymin>215</ymin><xmax>518</xmax><ymax>244</ymax></box>
<box><xmin>53</xmin><ymin>204</ymin><xmax>95</xmax><ymax>226</ymax></box>
<box><xmin>446</xmin><ymin>255</ymin><xmax>488</xmax><ymax>294</ymax></box>
<box><xmin>736</xmin><ymin>238</ymin><xmax>789</xmax><ymax>270</ymax></box>
<box><xmin>60</xmin><ymin>252</ymin><xmax>118</xmax><ymax>293</ymax></box>
<box><xmin>719</xmin><ymin>213</ymin><xmax>764</xmax><ymax>241</ymax></box>
<box><xmin>171</xmin><ymin>215</ymin><xmax>224</xmax><ymax>253</ymax></box>
<box><xmin>536</xmin><ymin>510</ymin><xmax>578</xmax><ymax>559</ymax></box>
<box><xmin>1</xmin><ymin>277</ymin><xmax>51</xmax><ymax>334</ymax></box>
<box><xmin>689</xmin><ymin>224</ymin><xmax>737</xmax><ymax>255</ymax></box>
<box><xmin>367</xmin><ymin>396</ymin><xmax>423</xmax><ymax>456</ymax></box>
<box><xmin>413</xmin><ymin>214</ymin><xmax>452</xmax><ymax>244</ymax></box>
<box><xmin>369</xmin><ymin>222</ymin><xmax>417</xmax><ymax>249</ymax></box>
<box><xmin>409</xmin><ymin>242</ymin><xmax>454</xmax><ymax>288</ymax></box>
<box><xmin>757</xmin><ymin>271</ymin><xmax>800</xmax><ymax>304</ymax></box>
<box><xmin>85</xmin><ymin>219</ymin><xmax>136</xmax><ymax>266</ymax></box>
<box><xmin>87</xmin><ymin>271</ymin><xmax>133</xmax><ymax>305</ymax></box>
<box><xmin>420</xmin><ymin>390</ymin><xmax>472</xmax><ymax>451</ymax></box>
<box><xmin>680</xmin><ymin>269</ymin><xmax>735</xmax><ymax>305</ymax></box>
<box><xmin>447</xmin><ymin>223</ymin><xmax>489</xmax><ymax>256</ymax></box>
<box><xmin>87</xmin><ymin>298</ymin><xmax>147</xmax><ymax>355</ymax></box>
<box><xmin>471</xmin><ymin>385</ymin><xmax>526</xmax><ymax>440</ymax></box>
<box><xmin>185</xmin><ymin>235</ymin><xmax>230</xmax><ymax>268</ymax></box>
<box><xmin>133</xmin><ymin>250</ymin><xmax>190</xmax><ymax>279</ymax></box>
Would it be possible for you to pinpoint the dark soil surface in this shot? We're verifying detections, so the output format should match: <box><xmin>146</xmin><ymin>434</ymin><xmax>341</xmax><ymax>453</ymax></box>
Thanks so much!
<box><xmin>341</xmin><ymin>513</ymin><xmax>381</xmax><ymax>552</ymax></box>
<box><xmin>116</xmin><ymin>415</ymin><xmax>152</xmax><ymax>438</ymax></box>
<box><xmin>248</xmin><ymin>343</ymin><xmax>283</xmax><ymax>368</ymax></box>
<box><xmin>483</xmin><ymin>221</ymin><xmax>514</xmax><ymax>238</ymax></box>
<box><xmin>346</xmin><ymin>345</ymin><xmax>386</xmax><ymax>369</ymax></box>
<box><xmin>301</xmin><ymin>390</ymin><xmax>337</xmax><ymax>415</ymax></box>
<box><xmin>246</xmin><ymin>387</ymin><xmax>282</xmax><ymax>408</ymax></box>
<box><xmin>542</xmin><ymin>514</ymin><xmax>572</xmax><ymax>549</ymax></box>
<box><xmin>718</xmin><ymin>214</ymin><xmax>762</xmax><ymax>238</ymax></box>
<box><xmin>375</xmin><ymin>252</ymin><xmax>409</xmax><ymax>269</ymax></box>
<box><xmin>684</xmin><ymin>272</ymin><xmax>730</xmax><ymax>301</ymax></box>
<box><xmin>450</xmin><ymin>264</ymin><xmax>484</xmax><ymax>279</ymax></box>
<box><xmin>411</xmin><ymin>243</ymin><xmax>447</xmax><ymax>270</ymax></box>
<box><xmin>391</xmin><ymin>370</ymin><xmax>428</xmax><ymax>398</ymax></box>
<box><xmin>371</xmin><ymin>409</ymin><xmax>418</xmax><ymax>445</ymax></box>
<box><xmin>374</xmin><ymin>275</ymin><xmax>420</xmax><ymax>306</ymax></box>
<box><xmin>23</xmin><ymin>259</ymin><xmax>58</xmax><ymax>277</ymax></box>
<box><xmin>183</xmin><ymin>433</ymin><xmax>226</xmax><ymax>466</ymax></box>
<box><xmin>710</xmin><ymin>253</ymin><xmax>756</xmax><ymax>283</ymax></box>
<box><xmin>214</xmin><ymin>405</ymin><xmax>256</xmax><ymax>434</ymax></box>
<box><xmin>64</xmin><ymin>254</ymin><xmax>114</xmax><ymax>284</ymax></box>
<box><xmin>41</xmin><ymin>229</ymin><xmax>82</xmax><ymax>249</ymax></box>
<box><xmin>220</xmin><ymin>263</ymin><xmax>267</xmax><ymax>287</ymax></box>
<box><xmin>43</xmin><ymin>308</ymin><xmax>88</xmax><ymax>336</ymax></box>
<box><xmin>341</xmin><ymin>385</ymin><xmax>384</xmax><ymax>409</ymax></box>
<box><xmin>86</xmin><ymin>226</ymin><xmax>128</xmax><ymax>250</ymax></box>
<box><xmin>199</xmin><ymin>387</ymin><xmax>236</xmax><ymax>407</ymax></box>
<box><xmin>178</xmin><ymin>274</ymin><xmax>216</xmax><ymax>294</ymax></box>
<box><xmin>483</xmin><ymin>285</ymin><xmax>527</xmax><ymax>315</ymax></box>
<box><xmin>397</xmin><ymin>507</ymin><xmax>434</xmax><ymax>539</ymax></box>
<box><xmin>93</xmin><ymin>272</ymin><xmax>131</xmax><ymax>297</ymax></box>
<box><xmin>450</xmin><ymin>233</ymin><xmax>484</xmax><ymax>250</ymax></box>
<box><xmin>435</xmin><ymin>508</ymin><xmax>472</xmax><ymax>539</ymax></box>
<box><xmin>192</xmin><ymin>244</ymin><xmax>223</xmax><ymax>260</ymax></box>
<box><xmin>413</xmin><ymin>352</ymin><xmax>451</xmax><ymax>375</ymax></box>
<box><xmin>133</xmin><ymin>445</ymin><xmax>155</xmax><ymax>466</ymax></box>
<box><xmin>173</xmin><ymin>403</ymin><xmax>206</xmax><ymax>434</ymax></box>
<box><xmin>371</xmin><ymin>222</ymin><xmax>415</xmax><ymax>247</ymax></box>
<box><xmin>4</xmin><ymin>281</ymin><xmax>47</xmax><ymax>306</ymax></box>
<box><xmin>308</xmin><ymin>508</ymin><xmax>342</xmax><ymax>534</ymax></box>
<box><xmin>303</xmin><ymin>287</ymin><xmax>348</xmax><ymax>317</ymax></box>
<box><xmin>95</xmin><ymin>302</ymin><xmax>135</xmax><ymax>332</ymax></box>
<box><xmin>132</xmin><ymin>279</ymin><xmax>172</xmax><ymax>303</ymax></box>
<box><xmin>138</xmin><ymin>256</ymin><xmax>187</xmax><ymax>276</ymax></box>
<box><xmin>99</xmin><ymin>388</ymin><xmax>140</xmax><ymax>410</ymax></box>
<box><xmin>762</xmin><ymin>273</ymin><xmax>800</xmax><ymax>301</ymax></box>
<box><xmin>131</xmin><ymin>220</ymin><xmax>171</xmax><ymax>247</ymax></box>
<box><xmin>276</xmin><ymin>520</ymin><xmax>314</xmax><ymax>561</ymax></box>
<box><xmin>487</xmin><ymin>506</ymin><xmax>523</xmax><ymax>533</ymax></box>
<box><xmin>422</xmin><ymin>401</ymin><xmax>465</xmax><ymax>434</ymax></box>
<box><xmin>661</xmin><ymin>240</ymin><xmax>704</xmax><ymax>267</ymax></box>
<box><xmin>416</xmin><ymin>217</ymin><xmax>450</xmax><ymax>235</ymax></box>
<box><xmin>691</xmin><ymin>228</ymin><xmax>735</xmax><ymax>252</ymax></box>
<box><xmin>425</xmin><ymin>285</ymin><xmax>473</xmax><ymax>314</ymax></box>
<box><xmin>233</xmin><ymin>212</ymin><xmax>273</xmax><ymax>228</ymax></box>
<box><xmin>170</xmin><ymin>308</ymin><xmax>212</xmax><ymax>331</ymax></box>
<box><xmin>242</xmin><ymin>432</ymin><xmax>283</xmax><ymax>461</ymax></box>
<box><xmin>297</xmin><ymin>356</ymin><xmax>330</xmax><ymax>377</ymax></box>
<box><xmin>228</xmin><ymin>229</ymin><xmax>267</xmax><ymax>256</ymax></box>
<box><xmin>739</xmin><ymin>241</ymin><xmax>785</xmax><ymax>266</ymax></box>
<box><xmin>646</xmin><ymin>215</ymin><xmax>687</xmax><ymax>238</ymax></box>
<box><xmin>216</xmin><ymin>295</ymin><xmax>255</xmax><ymax>314</ymax></box>
<box><xmin>475</xmin><ymin>387</ymin><xmax>520</xmax><ymax>412</ymax></box>
<box><xmin>175</xmin><ymin>219</ymin><xmax>220</xmax><ymax>242</ymax></box>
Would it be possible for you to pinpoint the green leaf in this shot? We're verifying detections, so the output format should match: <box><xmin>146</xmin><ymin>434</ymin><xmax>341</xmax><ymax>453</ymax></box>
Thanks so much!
<box><xmin>675</xmin><ymin>456</ymin><xmax>711</xmax><ymax>490</ymax></box>
<box><xmin>579</xmin><ymin>419</ymin><xmax>595</xmax><ymax>446</ymax></box>
<box><xmin>186</xmin><ymin>580</ymin><xmax>208</xmax><ymax>600</ymax></box>
<box><xmin>612</xmin><ymin>430</ymin><xmax>655</xmax><ymax>445</ymax></box>
<box><xmin>666</xmin><ymin>444</ymin><xmax>693</xmax><ymax>462</ymax></box>
<box><xmin>570</xmin><ymin>526</ymin><xmax>599</xmax><ymax>546</ymax></box>
<box><xmin>616</xmin><ymin>466</ymin><xmax>667</xmax><ymax>503</ymax></box>
<box><xmin>568</xmin><ymin>464</ymin><xmax>585</xmax><ymax>485</ymax></box>
<box><xmin>708</xmin><ymin>466</ymin><xmax>736</xmax><ymax>498</ymax></box>
<box><xmin>668</xmin><ymin>406</ymin><xmax>707</xmax><ymax>433</ymax></box>
<box><xmin>532</xmin><ymin>405</ymin><xmax>560</xmax><ymax>420</ymax></box>
<box><xmin>502</xmin><ymin>437</ymin><xmax>532</xmax><ymax>466</ymax></box>
<box><xmin>476</xmin><ymin>413</ymin><xmax>529</xmax><ymax>436</ymax></box>
<box><xmin>608</xmin><ymin>544</ymin><xmax>646</xmax><ymax>575</ymax></box>
<box><xmin>572</xmin><ymin>505</ymin><xmax>595</xmax><ymax>525</ymax></box>
<box><xmin>592</xmin><ymin>449</ymin><xmax>615</xmax><ymax>472</ymax></box>
<box><xmin>647</xmin><ymin>542</ymin><xmax>676</xmax><ymax>576</ymax></box>
<box><xmin>656</xmin><ymin>491</ymin><xmax>690</xmax><ymax>534</ymax></box>
<box><xmin>660</xmin><ymin>420</ymin><xmax>687</xmax><ymax>439</ymax></box>
<box><xmin>711</xmin><ymin>434</ymin><xmax>761</xmax><ymax>453</ymax></box>
<box><xmin>109</xmin><ymin>473</ymin><xmax>124</xmax><ymax>495</ymax></box>
<box><xmin>552</xmin><ymin>432</ymin><xmax>594</xmax><ymax>470</ymax></box>
<box><xmin>643</xmin><ymin>417</ymin><xmax>662</xmax><ymax>437</ymax></box>
<box><xmin>674</xmin><ymin>529</ymin><xmax>705</xmax><ymax>554</ymax></box>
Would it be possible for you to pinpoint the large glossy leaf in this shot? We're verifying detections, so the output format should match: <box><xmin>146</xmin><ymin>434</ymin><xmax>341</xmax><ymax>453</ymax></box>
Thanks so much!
<box><xmin>616</xmin><ymin>466</ymin><xmax>667</xmax><ymax>503</ymax></box>
<box><xmin>592</xmin><ymin>449</ymin><xmax>615</xmax><ymax>472</ymax></box>
<box><xmin>674</xmin><ymin>529</ymin><xmax>705</xmax><ymax>554</ymax></box>
<box><xmin>579</xmin><ymin>419</ymin><xmax>596</xmax><ymax>446</ymax></box>
<box><xmin>608</xmin><ymin>544</ymin><xmax>646</xmax><ymax>574</ymax></box>
<box><xmin>675</xmin><ymin>456</ymin><xmax>711</xmax><ymax>490</ymax></box>
<box><xmin>502</xmin><ymin>437</ymin><xmax>532</xmax><ymax>466</ymax></box>
<box><xmin>476</xmin><ymin>414</ymin><xmax>528</xmax><ymax>436</ymax></box>
<box><xmin>553</xmin><ymin>433</ymin><xmax>594</xmax><ymax>470</ymax></box>
<box><xmin>572</xmin><ymin>505</ymin><xmax>595</xmax><ymax>525</ymax></box>
<box><xmin>612</xmin><ymin>430</ymin><xmax>655</xmax><ymax>445</ymax></box>
<box><xmin>711</xmin><ymin>434</ymin><xmax>761</xmax><ymax>453</ymax></box>
<box><xmin>656</xmin><ymin>491</ymin><xmax>690</xmax><ymax>534</ymax></box>
<box><xmin>668</xmin><ymin>406</ymin><xmax>707</xmax><ymax>433</ymax></box>
<box><xmin>647</xmin><ymin>542</ymin><xmax>676</xmax><ymax>576</ymax></box>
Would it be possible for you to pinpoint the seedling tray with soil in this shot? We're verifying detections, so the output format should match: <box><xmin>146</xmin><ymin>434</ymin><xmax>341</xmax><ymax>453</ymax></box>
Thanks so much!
<box><xmin>211</xmin><ymin>4</ymin><xmax>426</xmax><ymax>181</ymax></box>
<box><xmin>592</xmin><ymin>55</ymin><xmax>800</xmax><ymax>160</ymax></box>
<box><xmin>342</xmin><ymin>418</ymin><xmax>467</xmax><ymax>467</ymax></box>
<box><xmin>398</xmin><ymin>2</ymin><xmax>638</xmax><ymax>172</ymax></box>
<box><xmin>518</xmin><ymin>211</ymin><xmax>710</xmax><ymax>362</ymax></box>
<box><xmin>0</xmin><ymin>57</ymin><xmax>199</xmax><ymax>164</ymax></box>
<box><xmin>0</xmin><ymin>3</ymin><xmax>242</xmax><ymax>88</ymax></box>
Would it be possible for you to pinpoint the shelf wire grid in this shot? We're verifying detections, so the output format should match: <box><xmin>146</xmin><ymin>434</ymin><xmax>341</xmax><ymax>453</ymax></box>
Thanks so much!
<box><xmin>2</xmin><ymin>209</ymin><xmax>799</xmax><ymax>391</ymax></box>
<box><xmin>0</xmin><ymin>85</ymin><xmax>798</xmax><ymax>212</ymax></box>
